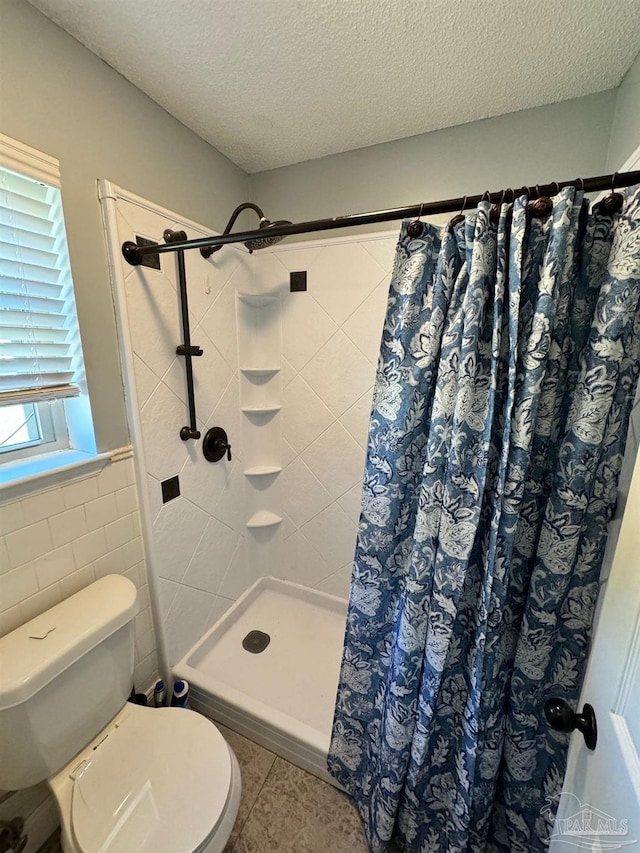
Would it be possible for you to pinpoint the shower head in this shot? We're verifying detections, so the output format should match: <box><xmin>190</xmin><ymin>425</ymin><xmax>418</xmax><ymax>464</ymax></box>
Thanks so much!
<box><xmin>201</xmin><ymin>202</ymin><xmax>292</xmax><ymax>258</ymax></box>
<box><xmin>244</xmin><ymin>217</ymin><xmax>293</xmax><ymax>252</ymax></box>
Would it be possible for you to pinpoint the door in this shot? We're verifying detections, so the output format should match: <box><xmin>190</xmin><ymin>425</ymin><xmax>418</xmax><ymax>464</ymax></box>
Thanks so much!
<box><xmin>549</xmin><ymin>426</ymin><xmax>640</xmax><ymax>850</ymax></box>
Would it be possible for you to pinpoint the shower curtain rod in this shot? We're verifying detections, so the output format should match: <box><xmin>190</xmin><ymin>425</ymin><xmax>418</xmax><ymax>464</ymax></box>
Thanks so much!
<box><xmin>121</xmin><ymin>169</ymin><xmax>640</xmax><ymax>265</ymax></box>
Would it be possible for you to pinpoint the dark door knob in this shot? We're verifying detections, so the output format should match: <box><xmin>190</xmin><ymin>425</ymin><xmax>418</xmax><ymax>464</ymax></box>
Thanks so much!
<box><xmin>202</xmin><ymin>426</ymin><xmax>232</xmax><ymax>463</ymax></box>
<box><xmin>544</xmin><ymin>697</ymin><xmax>597</xmax><ymax>750</ymax></box>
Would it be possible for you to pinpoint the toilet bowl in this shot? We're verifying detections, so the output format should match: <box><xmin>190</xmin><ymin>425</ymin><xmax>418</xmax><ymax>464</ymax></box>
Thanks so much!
<box><xmin>50</xmin><ymin>703</ymin><xmax>241</xmax><ymax>853</ymax></box>
<box><xmin>0</xmin><ymin>575</ymin><xmax>241</xmax><ymax>853</ymax></box>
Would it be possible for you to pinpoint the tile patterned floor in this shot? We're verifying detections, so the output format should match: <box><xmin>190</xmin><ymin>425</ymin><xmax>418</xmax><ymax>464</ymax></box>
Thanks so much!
<box><xmin>37</xmin><ymin>723</ymin><xmax>369</xmax><ymax>853</ymax></box>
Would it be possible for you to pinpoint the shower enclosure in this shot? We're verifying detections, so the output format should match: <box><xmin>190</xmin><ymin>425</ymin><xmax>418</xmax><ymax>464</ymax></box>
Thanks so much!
<box><xmin>100</xmin><ymin>180</ymin><xmax>394</xmax><ymax>779</ymax></box>
<box><xmin>102</xmin><ymin>171</ymin><xmax>640</xmax><ymax>797</ymax></box>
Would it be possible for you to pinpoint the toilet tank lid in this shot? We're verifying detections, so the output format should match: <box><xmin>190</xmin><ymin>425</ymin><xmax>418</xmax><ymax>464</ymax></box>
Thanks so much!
<box><xmin>0</xmin><ymin>575</ymin><xmax>137</xmax><ymax>710</ymax></box>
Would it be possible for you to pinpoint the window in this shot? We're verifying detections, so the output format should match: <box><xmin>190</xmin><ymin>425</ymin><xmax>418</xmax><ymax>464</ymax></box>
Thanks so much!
<box><xmin>0</xmin><ymin>133</ymin><xmax>96</xmax><ymax>484</ymax></box>
<box><xmin>0</xmin><ymin>401</ymin><xmax>67</xmax><ymax>460</ymax></box>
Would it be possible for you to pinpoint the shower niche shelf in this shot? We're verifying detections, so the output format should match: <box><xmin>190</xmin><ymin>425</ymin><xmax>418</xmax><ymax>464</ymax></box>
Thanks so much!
<box><xmin>240</xmin><ymin>366</ymin><xmax>280</xmax><ymax>377</ymax></box>
<box><xmin>241</xmin><ymin>405</ymin><xmax>281</xmax><ymax>415</ymax></box>
<box><xmin>246</xmin><ymin>510</ymin><xmax>283</xmax><ymax>529</ymax></box>
<box><xmin>244</xmin><ymin>466</ymin><xmax>282</xmax><ymax>477</ymax></box>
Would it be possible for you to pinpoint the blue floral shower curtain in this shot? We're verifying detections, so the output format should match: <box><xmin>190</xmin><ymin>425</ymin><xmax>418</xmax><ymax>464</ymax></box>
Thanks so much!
<box><xmin>329</xmin><ymin>185</ymin><xmax>640</xmax><ymax>852</ymax></box>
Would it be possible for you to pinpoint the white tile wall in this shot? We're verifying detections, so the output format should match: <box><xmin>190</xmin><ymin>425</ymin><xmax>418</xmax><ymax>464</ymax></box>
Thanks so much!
<box><xmin>113</xmin><ymin>198</ymin><xmax>254</xmax><ymax>666</ymax></box>
<box><xmin>251</xmin><ymin>233</ymin><xmax>398</xmax><ymax>598</ymax></box>
<box><xmin>0</xmin><ymin>457</ymin><xmax>157</xmax><ymax>691</ymax></box>
<box><xmin>112</xmin><ymin>193</ymin><xmax>396</xmax><ymax>660</ymax></box>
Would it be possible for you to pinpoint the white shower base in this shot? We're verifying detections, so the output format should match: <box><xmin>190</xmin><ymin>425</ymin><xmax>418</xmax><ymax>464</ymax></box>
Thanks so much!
<box><xmin>173</xmin><ymin>577</ymin><xmax>348</xmax><ymax>784</ymax></box>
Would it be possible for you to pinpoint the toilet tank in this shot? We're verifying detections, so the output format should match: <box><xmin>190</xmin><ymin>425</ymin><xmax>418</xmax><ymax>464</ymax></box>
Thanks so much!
<box><xmin>0</xmin><ymin>574</ymin><xmax>138</xmax><ymax>790</ymax></box>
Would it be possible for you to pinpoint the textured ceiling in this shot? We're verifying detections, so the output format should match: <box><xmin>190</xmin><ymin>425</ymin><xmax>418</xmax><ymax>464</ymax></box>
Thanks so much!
<box><xmin>28</xmin><ymin>0</ymin><xmax>640</xmax><ymax>173</ymax></box>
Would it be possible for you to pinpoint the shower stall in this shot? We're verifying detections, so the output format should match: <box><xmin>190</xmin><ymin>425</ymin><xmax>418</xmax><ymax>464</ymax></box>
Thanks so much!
<box><xmin>100</xmin><ymin>179</ymin><xmax>395</xmax><ymax>780</ymax></box>
<box><xmin>101</xmin><ymin>169</ymin><xmax>640</xmax><ymax>798</ymax></box>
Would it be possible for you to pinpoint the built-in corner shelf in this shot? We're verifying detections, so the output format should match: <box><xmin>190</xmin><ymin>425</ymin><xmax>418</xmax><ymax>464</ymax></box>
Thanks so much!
<box><xmin>240</xmin><ymin>366</ymin><xmax>280</xmax><ymax>377</ymax></box>
<box><xmin>246</xmin><ymin>510</ymin><xmax>283</xmax><ymax>529</ymax></box>
<box><xmin>236</xmin><ymin>290</ymin><xmax>284</xmax><ymax>552</ymax></box>
<box><xmin>241</xmin><ymin>405</ymin><xmax>281</xmax><ymax>415</ymax></box>
<box><xmin>238</xmin><ymin>293</ymin><xmax>280</xmax><ymax>307</ymax></box>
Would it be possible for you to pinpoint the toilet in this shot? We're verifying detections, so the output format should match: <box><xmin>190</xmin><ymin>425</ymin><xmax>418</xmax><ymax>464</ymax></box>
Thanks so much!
<box><xmin>0</xmin><ymin>574</ymin><xmax>241</xmax><ymax>853</ymax></box>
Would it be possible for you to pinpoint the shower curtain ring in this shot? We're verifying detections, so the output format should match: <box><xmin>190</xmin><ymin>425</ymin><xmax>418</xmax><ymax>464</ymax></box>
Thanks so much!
<box><xmin>450</xmin><ymin>196</ymin><xmax>467</xmax><ymax>226</ymax></box>
<box><xmin>576</xmin><ymin>177</ymin><xmax>585</xmax><ymax>191</ymax></box>
<box><xmin>597</xmin><ymin>171</ymin><xmax>624</xmax><ymax>215</ymax></box>
<box><xmin>529</xmin><ymin>184</ymin><xmax>553</xmax><ymax>219</ymax></box>
<box><xmin>490</xmin><ymin>189</ymin><xmax>507</xmax><ymax>224</ymax></box>
<box><xmin>407</xmin><ymin>202</ymin><xmax>426</xmax><ymax>237</ymax></box>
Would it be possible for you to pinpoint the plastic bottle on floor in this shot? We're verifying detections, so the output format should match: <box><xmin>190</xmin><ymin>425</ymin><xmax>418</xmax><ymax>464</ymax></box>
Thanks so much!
<box><xmin>171</xmin><ymin>679</ymin><xmax>191</xmax><ymax>708</ymax></box>
<box><xmin>153</xmin><ymin>679</ymin><xmax>167</xmax><ymax>707</ymax></box>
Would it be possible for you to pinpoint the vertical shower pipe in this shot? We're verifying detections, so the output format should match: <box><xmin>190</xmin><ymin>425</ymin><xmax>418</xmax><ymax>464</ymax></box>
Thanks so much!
<box><xmin>164</xmin><ymin>229</ymin><xmax>202</xmax><ymax>440</ymax></box>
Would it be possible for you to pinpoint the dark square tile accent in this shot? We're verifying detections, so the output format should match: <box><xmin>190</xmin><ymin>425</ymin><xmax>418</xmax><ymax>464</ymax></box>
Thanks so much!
<box><xmin>161</xmin><ymin>475</ymin><xmax>180</xmax><ymax>504</ymax></box>
<box><xmin>290</xmin><ymin>270</ymin><xmax>307</xmax><ymax>292</ymax></box>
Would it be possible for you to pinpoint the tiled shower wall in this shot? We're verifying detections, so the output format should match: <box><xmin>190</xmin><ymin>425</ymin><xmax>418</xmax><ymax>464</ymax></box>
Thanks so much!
<box><xmin>109</xmin><ymin>186</ymin><xmax>399</xmax><ymax>664</ymax></box>
<box><xmin>0</xmin><ymin>454</ymin><xmax>156</xmax><ymax>853</ymax></box>
<box><xmin>250</xmin><ymin>233</ymin><xmax>398</xmax><ymax>598</ymax></box>
<box><xmin>110</xmin><ymin>193</ymin><xmax>255</xmax><ymax>666</ymax></box>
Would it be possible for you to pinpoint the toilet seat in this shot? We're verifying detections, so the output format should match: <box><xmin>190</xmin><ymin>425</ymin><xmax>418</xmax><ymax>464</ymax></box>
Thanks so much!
<box><xmin>66</xmin><ymin>706</ymin><xmax>233</xmax><ymax>853</ymax></box>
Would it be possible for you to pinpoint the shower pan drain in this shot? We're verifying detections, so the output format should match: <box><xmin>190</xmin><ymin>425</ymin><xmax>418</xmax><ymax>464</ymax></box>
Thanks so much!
<box><xmin>242</xmin><ymin>630</ymin><xmax>271</xmax><ymax>654</ymax></box>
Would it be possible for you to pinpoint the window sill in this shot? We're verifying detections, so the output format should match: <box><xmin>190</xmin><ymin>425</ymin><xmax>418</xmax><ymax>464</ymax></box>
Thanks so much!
<box><xmin>0</xmin><ymin>446</ymin><xmax>132</xmax><ymax>504</ymax></box>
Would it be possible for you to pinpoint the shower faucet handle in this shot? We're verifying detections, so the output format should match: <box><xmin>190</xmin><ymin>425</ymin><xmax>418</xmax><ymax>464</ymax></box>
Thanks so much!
<box><xmin>202</xmin><ymin>427</ymin><xmax>232</xmax><ymax>463</ymax></box>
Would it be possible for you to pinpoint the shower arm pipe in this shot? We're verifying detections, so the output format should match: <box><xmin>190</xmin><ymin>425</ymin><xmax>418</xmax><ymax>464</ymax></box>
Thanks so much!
<box><xmin>122</xmin><ymin>170</ymin><xmax>640</xmax><ymax>265</ymax></box>
<box><xmin>205</xmin><ymin>201</ymin><xmax>267</xmax><ymax>256</ymax></box>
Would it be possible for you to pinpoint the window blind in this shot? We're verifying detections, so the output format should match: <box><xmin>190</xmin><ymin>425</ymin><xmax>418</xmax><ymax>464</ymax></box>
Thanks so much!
<box><xmin>0</xmin><ymin>163</ymin><xmax>82</xmax><ymax>407</ymax></box>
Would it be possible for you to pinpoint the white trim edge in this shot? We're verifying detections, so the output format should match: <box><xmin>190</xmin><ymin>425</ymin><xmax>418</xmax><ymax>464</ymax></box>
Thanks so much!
<box><xmin>0</xmin><ymin>132</ymin><xmax>60</xmax><ymax>187</ymax></box>
<box><xmin>97</xmin><ymin>179</ymin><xmax>250</xmax><ymax>252</ymax></box>
<box><xmin>98</xmin><ymin>179</ymin><xmax>172</xmax><ymax>689</ymax></box>
<box><xmin>0</xmin><ymin>445</ymin><xmax>133</xmax><ymax>504</ymax></box>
